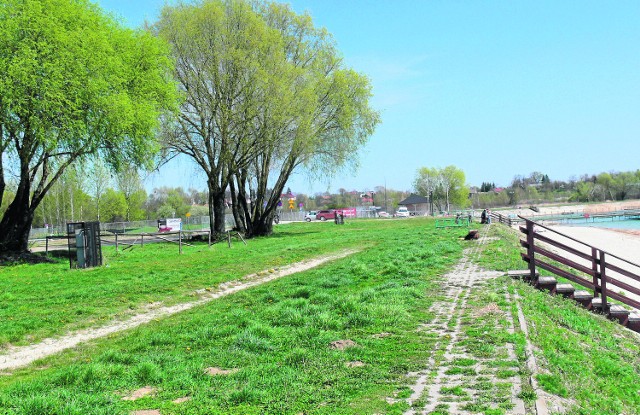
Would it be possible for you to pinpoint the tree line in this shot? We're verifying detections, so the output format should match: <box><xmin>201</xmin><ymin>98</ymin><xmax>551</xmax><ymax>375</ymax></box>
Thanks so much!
<box><xmin>412</xmin><ymin>166</ymin><xmax>640</xmax><ymax>212</ymax></box>
<box><xmin>474</xmin><ymin>170</ymin><xmax>640</xmax><ymax>208</ymax></box>
<box><xmin>0</xmin><ymin>0</ymin><xmax>378</xmax><ymax>253</ymax></box>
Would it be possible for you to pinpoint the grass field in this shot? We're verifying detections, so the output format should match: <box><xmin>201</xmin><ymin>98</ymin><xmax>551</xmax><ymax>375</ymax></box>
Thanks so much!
<box><xmin>1</xmin><ymin>218</ymin><xmax>640</xmax><ymax>414</ymax></box>
<box><xmin>477</xmin><ymin>225</ymin><xmax>640</xmax><ymax>415</ymax></box>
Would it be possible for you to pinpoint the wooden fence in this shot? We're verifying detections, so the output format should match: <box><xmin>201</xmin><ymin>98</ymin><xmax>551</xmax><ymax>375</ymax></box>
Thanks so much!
<box><xmin>518</xmin><ymin>216</ymin><xmax>640</xmax><ymax>311</ymax></box>
<box><xmin>490</xmin><ymin>211</ymin><xmax>521</xmax><ymax>226</ymax></box>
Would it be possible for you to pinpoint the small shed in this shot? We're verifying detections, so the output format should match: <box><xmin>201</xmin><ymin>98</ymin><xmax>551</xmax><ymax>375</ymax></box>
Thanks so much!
<box><xmin>398</xmin><ymin>194</ymin><xmax>430</xmax><ymax>214</ymax></box>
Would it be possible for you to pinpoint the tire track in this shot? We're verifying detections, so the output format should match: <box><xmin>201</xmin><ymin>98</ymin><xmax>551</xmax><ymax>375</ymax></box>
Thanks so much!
<box><xmin>0</xmin><ymin>250</ymin><xmax>358</xmax><ymax>371</ymax></box>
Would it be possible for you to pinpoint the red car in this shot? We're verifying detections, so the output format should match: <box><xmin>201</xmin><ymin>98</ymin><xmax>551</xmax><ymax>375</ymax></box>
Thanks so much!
<box><xmin>316</xmin><ymin>210</ymin><xmax>336</xmax><ymax>221</ymax></box>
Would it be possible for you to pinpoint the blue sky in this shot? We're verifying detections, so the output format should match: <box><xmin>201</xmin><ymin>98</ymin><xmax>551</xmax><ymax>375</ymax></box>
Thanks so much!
<box><xmin>98</xmin><ymin>0</ymin><xmax>640</xmax><ymax>195</ymax></box>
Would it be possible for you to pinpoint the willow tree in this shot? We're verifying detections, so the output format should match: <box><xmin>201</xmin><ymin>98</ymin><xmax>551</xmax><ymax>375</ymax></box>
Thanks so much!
<box><xmin>157</xmin><ymin>0</ymin><xmax>378</xmax><ymax>238</ymax></box>
<box><xmin>0</xmin><ymin>0</ymin><xmax>177</xmax><ymax>253</ymax></box>
<box><xmin>231</xmin><ymin>2</ymin><xmax>379</xmax><ymax>237</ymax></box>
<box><xmin>155</xmin><ymin>0</ymin><xmax>284</xmax><ymax>238</ymax></box>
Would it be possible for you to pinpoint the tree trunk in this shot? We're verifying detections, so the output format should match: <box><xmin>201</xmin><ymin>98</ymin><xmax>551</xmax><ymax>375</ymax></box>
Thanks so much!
<box><xmin>0</xmin><ymin>158</ymin><xmax>5</xmax><ymax>209</ymax></box>
<box><xmin>249</xmin><ymin>212</ymin><xmax>274</xmax><ymax>237</ymax></box>
<box><xmin>0</xmin><ymin>184</ymin><xmax>35</xmax><ymax>253</ymax></box>
<box><xmin>207</xmin><ymin>186</ymin><xmax>227</xmax><ymax>239</ymax></box>
<box><xmin>212</xmin><ymin>191</ymin><xmax>226</xmax><ymax>235</ymax></box>
<box><xmin>228</xmin><ymin>179</ymin><xmax>246</xmax><ymax>233</ymax></box>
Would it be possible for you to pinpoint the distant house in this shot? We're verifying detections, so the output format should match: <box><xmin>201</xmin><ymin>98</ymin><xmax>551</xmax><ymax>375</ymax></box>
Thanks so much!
<box><xmin>398</xmin><ymin>194</ymin><xmax>430</xmax><ymax>214</ymax></box>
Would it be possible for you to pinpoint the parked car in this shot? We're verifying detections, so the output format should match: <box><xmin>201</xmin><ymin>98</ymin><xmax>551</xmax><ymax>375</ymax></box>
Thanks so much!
<box><xmin>316</xmin><ymin>210</ymin><xmax>336</xmax><ymax>221</ymax></box>
<box><xmin>378</xmin><ymin>211</ymin><xmax>390</xmax><ymax>218</ymax></box>
<box><xmin>395</xmin><ymin>206</ymin><xmax>410</xmax><ymax>218</ymax></box>
<box><xmin>304</xmin><ymin>211</ymin><xmax>318</xmax><ymax>222</ymax></box>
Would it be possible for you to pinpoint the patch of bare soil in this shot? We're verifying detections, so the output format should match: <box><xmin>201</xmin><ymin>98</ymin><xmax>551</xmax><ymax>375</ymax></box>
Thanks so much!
<box><xmin>204</xmin><ymin>367</ymin><xmax>239</xmax><ymax>376</ymax></box>
<box><xmin>122</xmin><ymin>386</ymin><xmax>156</xmax><ymax>401</ymax></box>
<box><xmin>172</xmin><ymin>397</ymin><xmax>191</xmax><ymax>404</ymax></box>
<box><xmin>475</xmin><ymin>302</ymin><xmax>502</xmax><ymax>316</ymax></box>
<box><xmin>329</xmin><ymin>339</ymin><xmax>357</xmax><ymax>350</ymax></box>
<box><xmin>371</xmin><ymin>332</ymin><xmax>392</xmax><ymax>339</ymax></box>
<box><xmin>345</xmin><ymin>361</ymin><xmax>365</xmax><ymax>368</ymax></box>
<box><xmin>0</xmin><ymin>250</ymin><xmax>359</xmax><ymax>371</ymax></box>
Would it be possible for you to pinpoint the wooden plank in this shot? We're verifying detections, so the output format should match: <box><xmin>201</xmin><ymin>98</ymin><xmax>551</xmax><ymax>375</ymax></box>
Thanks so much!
<box><xmin>534</xmin><ymin>259</ymin><xmax>596</xmax><ymax>291</ymax></box>
<box><xmin>533</xmin><ymin>232</ymin><xmax>593</xmax><ymax>262</ymax></box>
<box><xmin>556</xmin><ymin>283</ymin><xmax>575</xmax><ymax>293</ymax></box>
<box><xmin>609</xmin><ymin>304</ymin><xmax>629</xmax><ymax>315</ymax></box>
<box><xmin>507</xmin><ymin>270</ymin><xmax>537</xmax><ymax>278</ymax></box>
<box><xmin>573</xmin><ymin>290</ymin><xmax>592</xmax><ymax>299</ymax></box>
<box><xmin>538</xmin><ymin>276</ymin><xmax>557</xmax><ymax>284</ymax></box>
<box><xmin>606</xmin><ymin>290</ymin><xmax>640</xmax><ymax>310</ymax></box>
<box><xmin>606</xmin><ymin>262</ymin><xmax>640</xmax><ymax>284</ymax></box>
<box><xmin>601</xmin><ymin>278</ymin><xmax>640</xmax><ymax>298</ymax></box>
<box><xmin>533</xmin><ymin>245</ymin><xmax>596</xmax><ymax>277</ymax></box>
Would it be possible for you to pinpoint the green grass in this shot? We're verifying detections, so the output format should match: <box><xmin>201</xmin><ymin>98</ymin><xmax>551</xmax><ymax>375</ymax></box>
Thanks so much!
<box><xmin>0</xmin><ymin>218</ymin><xmax>467</xmax><ymax>414</ymax></box>
<box><xmin>2</xmin><ymin>220</ymin><xmax>640</xmax><ymax>414</ymax></box>
<box><xmin>476</xmin><ymin>224</ymin><xmax>640</xmax><ymax>415</ymax></box>
<box><xmin>514</xmin><ymin>282</ymin><xmax>640</xmax><ymax>414</ymax></box>
<box><xmin>2</xmin><ymin>219</ymin><xmax>451</xmax><ymax>348</ymax></box>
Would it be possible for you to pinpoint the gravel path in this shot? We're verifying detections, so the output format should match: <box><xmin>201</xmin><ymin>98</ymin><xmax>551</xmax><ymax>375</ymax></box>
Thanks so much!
<box><xmin>0</xmin><ymin>250</ymin><xmax>358</xmax><ymax>371</ymax></box>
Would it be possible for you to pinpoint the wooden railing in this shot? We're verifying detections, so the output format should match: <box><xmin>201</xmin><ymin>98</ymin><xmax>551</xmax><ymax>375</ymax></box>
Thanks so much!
<box><xmin>518</xmin><ymin>216</ymin><xmax>640</xmax><ymax>311</ymax></box>
<box><xmin>490</xmin><ymin>211</ymin><xmax>521</xmax><ymax>226</ymax></box>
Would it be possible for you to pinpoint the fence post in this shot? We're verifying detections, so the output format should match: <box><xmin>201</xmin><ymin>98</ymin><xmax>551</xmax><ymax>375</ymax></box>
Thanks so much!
<box><xmin>526</xmin><ymin>220</ymin><xmax>536</xmax><ymax>281</ymax></box>
<box><xmin>591</xmin><ymin>247</ymin><xmax>599</xmax><ymax>298</ymax></box>
<box><xmin>179</xmin><ymin>231</ymin><xmax>182</xmax><ymax>254</ymax></box>
<box><xmin>141</xmin><ymin>234</ymin><xmax>144</xmax><ymax>247</ymax></box>
<box><xmin>45</xmin><ymin>236</ymin><xmax>49</xmax><ymax>255</ymax></box>
<box><xmin>115</xmin><ymin>233</ymin><xmax>119</xmax><ymax>252</ymax></box>
<box><xmin>600</xmin><ymin>251</ymin><xmax>608</xmax><ymax>310</ymax></box>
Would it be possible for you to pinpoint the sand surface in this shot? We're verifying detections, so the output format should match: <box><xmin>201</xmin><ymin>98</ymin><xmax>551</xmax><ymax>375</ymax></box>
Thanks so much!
<box><xmin>550</xmin><ymin>225</ymin><xmax>640</xmax><ymax>265</ymax></box>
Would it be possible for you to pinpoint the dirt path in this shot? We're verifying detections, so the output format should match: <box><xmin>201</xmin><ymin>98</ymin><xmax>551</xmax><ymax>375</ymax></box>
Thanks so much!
<box><xmin>0</xmin><ymin>250</ymin><xmax>358</xmax><ymax>371</ymax></box>
<box><xmin>399</xmin><ymin>230</ymin><xmax>527</xmax><ymax>414</ymax></box>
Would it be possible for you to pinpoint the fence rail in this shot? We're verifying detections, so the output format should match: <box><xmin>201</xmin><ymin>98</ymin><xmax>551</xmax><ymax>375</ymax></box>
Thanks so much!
<box><xmin>518</xmin><ymin>216</ymin><xmax>640</xmax><ymax>311</ymax></box>
<box><xmin>28</xmin><ymin>208</ymin><xmax>420</xmax><ymax>240</ymax></box>
<box><xmin>490</xmin><ymin>211</ymin><xmax>521</xmax><ymax>226</ymax></box>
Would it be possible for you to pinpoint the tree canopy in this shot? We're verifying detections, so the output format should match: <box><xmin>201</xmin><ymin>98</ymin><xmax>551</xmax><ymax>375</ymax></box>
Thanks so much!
<box><xmin>0</xmin><ymin>0</ymin><xmax>178</xmax><ymax>252</ymax></box>
<box><xmin>156</xmin><ymin>0</ymin><xmax>379</xmax><ymax>237</ymax></box>
<box><xmin>414</xmin><ymin>165</ymin><xmax>470</xmax><ymax>212</ymax></box>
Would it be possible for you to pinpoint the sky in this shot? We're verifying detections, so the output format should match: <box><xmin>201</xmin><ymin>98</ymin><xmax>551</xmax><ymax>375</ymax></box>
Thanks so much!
<box><xmin>97</xmin><ymin>0</ymin><xmax>640</xmax><ymax>195</ymax></box>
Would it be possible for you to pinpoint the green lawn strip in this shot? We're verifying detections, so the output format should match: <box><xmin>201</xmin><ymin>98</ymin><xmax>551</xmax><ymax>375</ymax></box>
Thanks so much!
<box><xmin>473</xmin><ymin>224</ymin><xmax>523</xmax><ymax>272</ymax></box>
<box><xmin>513</xmin><ymin>282</ymin><xmax>640</xmax><ymax>415</ymax></box>
<box><xmin>0</xmin><ymin>219</ymin><xmax>443</xmax><ymax>348</ymax></box>
<box><xmin>0</xmin><ymin>220</ymin><xmax>467</xmax><ymax>414</ymax></box>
